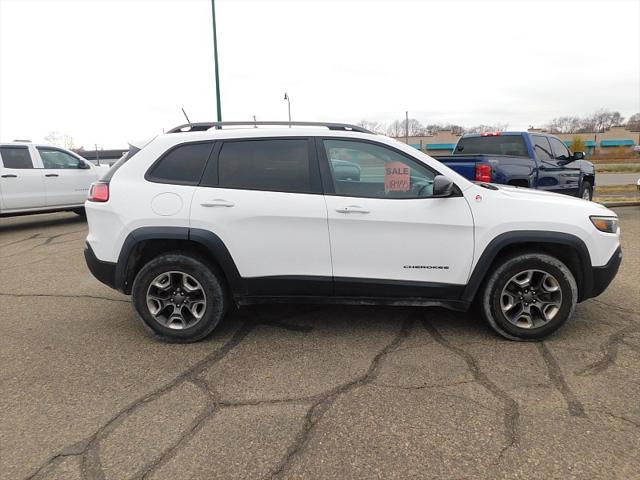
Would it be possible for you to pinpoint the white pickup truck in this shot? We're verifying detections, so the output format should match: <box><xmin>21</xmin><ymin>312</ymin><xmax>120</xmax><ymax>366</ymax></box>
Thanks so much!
<box><xmin>0</xmin><ymin>142</ymin><xmax>108</xmax><ymax>217</ymax></box>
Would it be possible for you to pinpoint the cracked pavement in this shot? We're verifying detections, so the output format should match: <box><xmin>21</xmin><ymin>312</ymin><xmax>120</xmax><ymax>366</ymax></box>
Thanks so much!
<box><xmin>1</xmin><ymin>207</ymin><xmax>639</xmax><ymax>480</ymax></box>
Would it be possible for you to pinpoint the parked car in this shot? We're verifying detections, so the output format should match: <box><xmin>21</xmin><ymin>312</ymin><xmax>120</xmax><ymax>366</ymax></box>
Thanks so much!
<box><xmin>433</xmin><ymin>131</ymin><xmax>596</xmax><ymax>200</ymax></box>
<box><xmin>0</xmin><ymin>142</ymin><xmax>108</xmax><ymax>217</ymax></box>
<box><xmin>84</xmin><ymin>121</ymin><xmax>621</xmax><ymax>343</ymax></box>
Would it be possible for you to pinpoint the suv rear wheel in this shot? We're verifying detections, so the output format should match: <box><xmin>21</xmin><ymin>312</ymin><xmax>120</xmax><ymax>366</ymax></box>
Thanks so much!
<box><xmin>481</xmin><ymin>253</ymin><xmax>577</xmax><ymax>341</ymax></box>
<box><xmin>132</xmin><ymin>253</ymin><xmax>227</xmax><ymax>342</ymax></box>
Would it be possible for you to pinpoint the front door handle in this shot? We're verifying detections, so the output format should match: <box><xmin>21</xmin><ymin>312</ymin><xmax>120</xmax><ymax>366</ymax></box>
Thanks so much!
<box><xmin>336</xmin><ymin>205</ymin><xmax>370</xmax><ymax>214</ymax></box>
<box><xmin>1</xmin><ymin>174</ymin><xmax>17</xmax><ymax>178</ymax></box>
<box><xmin>200</xmin><ymin>199</ymin><xmax>235</xmax><ymax>207</ymax></box>
<box><xmin>45</xmin><ymin>173</ymin><xmax>59</xmax><ymax>177</ymax></box>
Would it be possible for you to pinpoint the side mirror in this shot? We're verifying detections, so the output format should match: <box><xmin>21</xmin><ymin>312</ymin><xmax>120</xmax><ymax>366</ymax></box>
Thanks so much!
<box><xmin>432</xmin><ymin>175</ymin><xmax>454</xmax><ymax>197</ymax></box>
<box><xmin>79</xmin><ymin>160</ymin><xmax>90</xmax><ymax>169</ymax></box>
<box><xmin>572</xmin><ymin>151</ymin><xmax>585</xmax><ymax>160</ymax></box>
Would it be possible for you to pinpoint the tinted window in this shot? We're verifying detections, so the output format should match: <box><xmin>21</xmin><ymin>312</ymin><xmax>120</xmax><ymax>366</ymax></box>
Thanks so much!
<box><xmin>323</xmin><ymin>139</ymin><xmax>436</xmax><ymax>199</ymax></box>
<box><xmin>0</xmin><ymin>147</ymin><xmax>33</xmax><ymax>169</ymax></box>
<box><xmin>549</xmin><ymin>137</ymin><xmax>570</xmax><ymax>160</ymax></box>
<box><xmin>38</xmin><ymin>148</ymin><xmax>85</xmax><ymax>169</ymax></box>
<box><xmin>217</xmin><ymin>139</ymin><xmax>310</xmax><ymax>193</ymax></box>
<box><xmin>532</xmin><ymin>136</ymin><xmax>553</xmax><ymax>162</ymax></box>
<box><xmin>455</xmin><ymin>135</ymin><xmax>528</xmax><ymax>156</ymax></box>
<box><xmin>148</xmin><ymin>142</ymin><xmax>213</xmax><ymax>185</ymax></box>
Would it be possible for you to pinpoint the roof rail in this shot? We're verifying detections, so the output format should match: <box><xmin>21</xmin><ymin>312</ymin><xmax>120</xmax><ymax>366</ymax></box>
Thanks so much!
<box><xmin>166</xmin><ymin>121</ymin><xmax>374</xmax><ymax>134</ymax></box>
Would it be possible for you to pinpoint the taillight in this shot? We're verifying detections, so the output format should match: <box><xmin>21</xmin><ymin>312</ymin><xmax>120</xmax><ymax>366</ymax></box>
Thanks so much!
<box><xmin>88</xmin><ymin>182</ymin><xmax>109</xmax><ymax>202</ymax></box>
<box><xmin>475</xmin><ymin>164</ymin><xmax>492</xmax><ymax>183</ymax></box>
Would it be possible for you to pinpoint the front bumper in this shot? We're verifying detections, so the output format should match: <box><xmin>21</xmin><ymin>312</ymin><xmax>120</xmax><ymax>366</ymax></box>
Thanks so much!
<box><xmin>583</xmin><ymin>246</ymin><xmax>622</xmax><ymax>300</ymax></box>
<box><xmin>84</xmin><ymin>242</ymin><xmax>117</xmax><ymax>290</ymax></box>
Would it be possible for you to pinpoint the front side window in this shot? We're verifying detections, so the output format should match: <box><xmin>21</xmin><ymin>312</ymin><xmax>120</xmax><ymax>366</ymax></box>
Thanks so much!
<box><xmin>532</xmin><ymin>136</ymin><xmax>553</xmax><ymax>162</ymax></box>
<box><xmin>217</xmin><ymin>139</ymin><xmax>311</xmax><ymax>193</ymax></box>
<box><xmin>38</xmin><ymin>148</ymin><xmax>85</xmax><ymax>169</ymax></box>
<box><xmin>323</xmin><ymin>139</ymin><xmax>436</xmax><ymax>198</ymax></box>
<box><xmin>549</xmin><ymin>137</ymin><xmax>570</xmax><ymax>161</ymax></box>
<box><xmin>147</xmin><ymin>142</ymin><xmax>213</xmax><ymax>185</ymax></box>
<box><xmin>0</xmin><ymin>147</ymin><xmax>33</xmax><ymax>169</ymax></box>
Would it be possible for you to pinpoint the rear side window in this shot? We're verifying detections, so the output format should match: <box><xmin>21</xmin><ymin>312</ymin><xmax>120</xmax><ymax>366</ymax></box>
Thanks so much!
<box><xmin>0</xmin><ymin>147</ymin><xmax>33</xmax><ymax>169</ymax></box>
<box><xmin>532</xmin><ymin>136</ymin><xmax>553</xmax><ymax>162</ymax></box>
<box><xmin>147</xmin><ymin>142</ymin><xmax>213</xmax><ymax>185</ymax></box>
<box><xmin>455</xmin><ymin>135</ymin><xmax>528</xmax><ymax>157</ymax></box>
<box><xmin>217</xmin><ymin>139</ymin><xmax>311</xmax><ymax>193</ymax></box>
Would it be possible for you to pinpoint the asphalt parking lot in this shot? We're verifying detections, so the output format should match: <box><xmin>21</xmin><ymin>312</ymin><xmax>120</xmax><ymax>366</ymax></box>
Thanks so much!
<box><xmin>1</xmin><ymin>207</ymin><xmax>639</xmax><ymax>480</ymax></box>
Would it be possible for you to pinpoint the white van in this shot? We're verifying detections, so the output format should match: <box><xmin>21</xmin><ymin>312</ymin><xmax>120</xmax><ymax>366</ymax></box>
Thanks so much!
<box><xmin>0</xmin><ymin>142</ymin><xmax>106</xmax><ymax>217</ymax></box>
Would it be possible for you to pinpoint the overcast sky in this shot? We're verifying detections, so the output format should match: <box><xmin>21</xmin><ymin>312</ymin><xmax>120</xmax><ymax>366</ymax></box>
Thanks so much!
<box><xmin>1</xmin><ymin>0</ymin><xmax>639</xmax><ymax>148</ymax></box>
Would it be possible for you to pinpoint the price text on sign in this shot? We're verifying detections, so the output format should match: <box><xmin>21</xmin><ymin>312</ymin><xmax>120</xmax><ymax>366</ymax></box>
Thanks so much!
<box><xmin>384</xmin><ymin>162</ymin><xmax>411</xmax><ymax>192</ymax></box>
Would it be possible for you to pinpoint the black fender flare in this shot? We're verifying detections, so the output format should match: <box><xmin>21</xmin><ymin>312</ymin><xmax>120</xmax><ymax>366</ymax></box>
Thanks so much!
<box><xmin>461</xmin><ymin>231</ymin><xmax>593</xmax><ymax>303</ymax></box>
<box><xmin>115</xmin><ymin>227</ymin><xmax>244</xmax><ymax>295</ymax></box>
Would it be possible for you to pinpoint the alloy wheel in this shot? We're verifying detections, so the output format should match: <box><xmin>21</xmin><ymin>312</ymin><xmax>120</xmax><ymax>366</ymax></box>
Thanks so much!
<box><xmin>146</xmin><ymin>271</ymin><xmax>207</xmax><ymax>330</ymax></box>
<box><xmin>499</xmin><ymin>269</ymin><xmax>563</xmax><ymax>329</ymax></box>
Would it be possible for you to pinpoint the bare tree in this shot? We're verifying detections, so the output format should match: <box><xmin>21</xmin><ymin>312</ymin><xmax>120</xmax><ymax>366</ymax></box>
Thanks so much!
<box><xmin>44</xmin><ymin>131</ymin><xmax>75</xmax><ymax>149</ymax></box>
<box><xmin>546</xmin><ymin>116</ymin><xmax>582</xmax><ymax>134</ymax></box>
<box><xmin>356</xmin><ymin>120</ymin><xmax>385</xmax><ymax>134</ymax></box>
<box><xmin>386</xmin><ymin>120</ymin><xmax>404</xmax><ymax>137</ymax></box>
<box><xmin>465</xmin><ymin>123</ymin><xmax>509</xmax><ymax>134</ymax></box>
<box><xmin>627</xmin><ymin>113</ymin><xmax>640</xmax><ymax>131</ymax></box>
<box><xmin>403</xmin><ymin>118</ymin><xmax>427</xmax><ymax>136</ymax></box>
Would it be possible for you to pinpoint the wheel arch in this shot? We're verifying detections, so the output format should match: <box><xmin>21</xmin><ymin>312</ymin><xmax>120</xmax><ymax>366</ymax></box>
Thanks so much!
<box><xmin>115</xmin><ymin>227</ymin><xmax>244</xmax><ymax>296</ymax></box>
<box><xmin>463</xmin><ymin>231</ymin><xmax>593</xmax><ymax>304</ymax></box>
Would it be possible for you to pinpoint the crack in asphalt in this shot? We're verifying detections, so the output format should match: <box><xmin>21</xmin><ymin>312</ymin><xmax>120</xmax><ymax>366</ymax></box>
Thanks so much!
<box><xmin>267</xmin><ymin>313</ymin><xmax>415</xmax><ymax>479</ymax></box>
<box><xmin>0</xmin><ymin>292</ymin><xmax>129</xmax><ymax>303</ymax></box>
<box><xmin>0</xmin><ymin>232</ymin><xmax>40</xmax><ymax>248</ymax></box>
<box><xmin>536</xmin><ymin>342</ymin><xmax>586</xmax><ymax>417</ymax></box>
<box><xmin>421</xmin><ymin>318</ymin><xmax>521</xmax><ymax>456</ymax></box>
<box><xmin>22</xmin><ymin>321</ymin><xmax>255</xmax><ymax>480</ymax></box>
<box><xmin>0</xmin><ymin>229</ymin><xmax>85</xmax><ymax>259</ymax></box>
<box><xmin>575</xmin><ymin>324</ymin><xmax>639</xmax><ymax>376</ymax></box>
<box><xmin>23</xmin><ymin>307</ymin><xmax>322</xmax><ymax>480</ymax></box>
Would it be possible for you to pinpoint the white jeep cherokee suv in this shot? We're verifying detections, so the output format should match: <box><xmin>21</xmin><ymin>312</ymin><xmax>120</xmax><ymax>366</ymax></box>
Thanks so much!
<box><xmin>84</xmin><ymin>121</ymin><xmax>622</xmax><ymax>343</ymax></box>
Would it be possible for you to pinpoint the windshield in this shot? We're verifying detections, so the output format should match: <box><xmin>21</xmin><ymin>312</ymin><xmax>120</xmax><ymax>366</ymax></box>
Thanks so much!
<box><xmin>455</xmin><ymin>135</ymin><xmax>528</xmax><ymax>157</ymax></box>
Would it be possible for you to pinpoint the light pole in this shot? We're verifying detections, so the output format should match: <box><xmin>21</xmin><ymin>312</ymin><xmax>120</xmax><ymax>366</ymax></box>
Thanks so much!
<box><xmin>211</xmin><ymin>0</ymin><xmax>222</xmax><ymax>123</ymax></box>
<box><xmin>284</xmin><ymin>92</ymin><xmax>291</xmax><ymax>126</ymax></box>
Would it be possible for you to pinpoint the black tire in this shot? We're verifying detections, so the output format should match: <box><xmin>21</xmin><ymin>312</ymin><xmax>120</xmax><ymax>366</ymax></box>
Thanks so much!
<box><xmin>480</xmin><ymin>253</ymin><xmax>577</xmax><ymax>341</ymax></box>
<box><xmin>579</xmin><ymin>181</ymin><xmax>593</xmax><ymax>201</ymax></box>
<box><xmin>131</xmin><ymin>253</ymin><xmax>227</xmax><ymax>343</ymax></box>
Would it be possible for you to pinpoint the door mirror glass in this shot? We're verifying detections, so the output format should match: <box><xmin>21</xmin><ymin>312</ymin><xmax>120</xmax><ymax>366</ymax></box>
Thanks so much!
<box><xmin>432</xmin><ymin>175</ymin><xmax>454</xmax><ymax>197</ymax></box>
<box><xmin>572</xmin><ymin>151</ymin><xmax>585</xmax><ymax>161</ymax></box>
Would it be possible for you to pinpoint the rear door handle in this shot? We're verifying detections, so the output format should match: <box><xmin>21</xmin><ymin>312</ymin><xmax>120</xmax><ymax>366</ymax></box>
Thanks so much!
<box><xmin>336</xmin><ymin>205</ymin><xmax>370</xmax><ymax>214</ymax></box>
<box><xmin>1</xmin><ymin>174</ymin><xmax>17</xmax><ymax>178</ymax></box>
<box><xmin>45</xmin><ymin>173</ymin><xmax>59</xmax><ymax>177</ymax></box>
<box><xmin>200</xmin><ymin>199</ymin><xmax>235</xmax><ymax>207</ymax></box>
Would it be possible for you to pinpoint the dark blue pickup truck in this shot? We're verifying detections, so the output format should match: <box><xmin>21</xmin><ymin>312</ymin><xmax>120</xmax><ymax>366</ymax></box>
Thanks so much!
<box><xmin>433</xmin><ymin>131</ymin><xmax>596</xmax><ymax>200</ymax></box>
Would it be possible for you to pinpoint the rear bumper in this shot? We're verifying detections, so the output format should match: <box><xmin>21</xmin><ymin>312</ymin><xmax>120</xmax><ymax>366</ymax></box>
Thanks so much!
<box><xmin>84</xmin><ymin>242</ymin><xmax>117</xmax><ymax>290</ymax></box>
<box><xmin>583</xmin><ymin>246</ymin><xmax>622</xmax><ymax>300</ymax></box>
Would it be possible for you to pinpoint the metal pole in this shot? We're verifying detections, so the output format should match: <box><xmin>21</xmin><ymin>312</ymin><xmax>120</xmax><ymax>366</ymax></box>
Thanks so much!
<box><xmin>405</xmin><ymin>111</ymin><xmax>409</xmax><ymax>144</ymax></box>
<box><xmin>211</xmin><ymin>0</ymin><xmax>222</xmax><ymax>123</ymax></box>
<box><xmin>284</xmin><ymin>93</ymin><xmax>291</xmax><ymax>126</ymax></box>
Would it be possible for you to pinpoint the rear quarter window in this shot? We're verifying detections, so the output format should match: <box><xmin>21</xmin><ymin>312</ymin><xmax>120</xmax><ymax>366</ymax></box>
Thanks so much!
<box><xmin>146</xmin><ymin>142</ymin><xmax>214</xmax><ymax>185</ymax></box>
<box><xmin>455</xmin><ymin>136</ymin><xmax>528</xmax><ymax>157</ymax></box>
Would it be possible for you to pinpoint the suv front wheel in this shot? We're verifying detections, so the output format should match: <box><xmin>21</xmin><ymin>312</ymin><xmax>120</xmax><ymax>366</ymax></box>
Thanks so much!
<box><xmin>132</xmin><ymin>253</ymin><xmax>227</xmax><ymax>342</ymax></box>
<box><xmin>481</xmin><ymin>253</ymin><xmax>577</xmax><ymax>341</ymax></box>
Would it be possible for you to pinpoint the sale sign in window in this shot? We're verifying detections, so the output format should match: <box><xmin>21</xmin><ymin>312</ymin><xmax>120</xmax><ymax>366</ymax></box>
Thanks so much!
<box><xmin>384</xmin><ymin>162</ymin><xmax>411</xmax><ymax>192</ymax></box>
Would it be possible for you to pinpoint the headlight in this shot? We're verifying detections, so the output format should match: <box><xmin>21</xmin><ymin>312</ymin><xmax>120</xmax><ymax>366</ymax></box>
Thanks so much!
<box><xmin>590</xmin><ymin>216</ymin><xmax>618</xmax><ymax>233</ymax></box>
